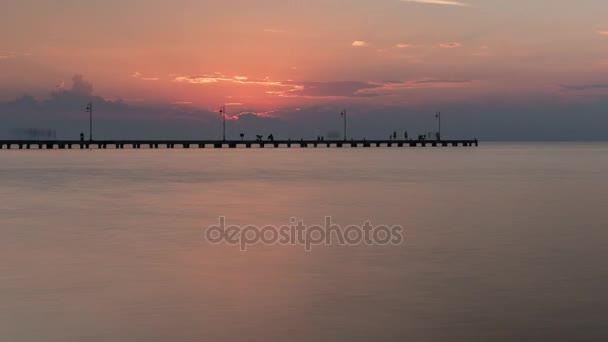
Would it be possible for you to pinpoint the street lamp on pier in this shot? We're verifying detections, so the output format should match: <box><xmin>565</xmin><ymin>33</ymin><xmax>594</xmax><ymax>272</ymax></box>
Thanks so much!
<box><xmin>340</xmin><ymin>109</ymin><xmax>347</xmax><ymax>141</ymax></box>
<box><xmin>85</xmin><ymin>102</ymin><xmax>93</xmax><ymax>142</ymax></box>
<box><xmin>219</xmin><ymin>105</ymin><xmax>227</xmax><ymax>141</ymax></box>
<box><xmin>435</xmin><ymin>112</ymin><xmax>441</xmax><ymax>141</ymax></box>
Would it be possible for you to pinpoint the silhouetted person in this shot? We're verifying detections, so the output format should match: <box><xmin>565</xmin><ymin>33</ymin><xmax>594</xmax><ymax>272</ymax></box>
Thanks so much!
<box><xmin>80</xmin><ymin>132</ymin><xmax>84</xmax><ymax>142</ymax></box>
<box><xmin>256</xmin><ymin>135</ymin><xmax>263</xmax><ymax>141</ymax></box>
<box><xmin>393</xmin><ymin>131</ymin><xmax>397</xmax><ymax>140</ymax></box>
<box><xmin>268</xmin><ymin>134</ymin><xmax>274</xmax><ymax>142</ymax></box>
<box><xmin>240</xmin><ymin>133</ymin><xmax>245</xmax><ymax>141</ymax></box>
<box><xmin>404</xmin><ymin>131</ymin><xmax>408</xmax><ymax>140</ymax></box>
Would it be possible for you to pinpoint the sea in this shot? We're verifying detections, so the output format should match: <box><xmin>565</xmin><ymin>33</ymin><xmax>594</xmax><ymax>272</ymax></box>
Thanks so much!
<box><xmin>1</xmin><ymin>143</ymin><xmax>607</xmax><ymax>341</ymax></box>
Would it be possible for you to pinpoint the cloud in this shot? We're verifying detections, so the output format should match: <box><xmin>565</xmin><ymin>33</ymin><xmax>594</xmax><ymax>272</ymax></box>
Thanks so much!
<box><xmin>0</xmin><ymin>52</ymin><xmax>31</xmax><ymax>60</ymax></box>
<box><xmin>283</xmin><ymin>81</ymin><xmax>380</xmax><ymax>98</ymax></box>
<box><xmin>401</xmin><ymin>0</ymin><xmax>470</xmax><ymax>7</ymax></box>
<box><xmin>70</xmin><ymin>75</ymin><xmax>94</xmax><ymax>95</ymax></box>
<box><xmin>130</xmin><ymin>72</ymin><xmax>160</xmax><ymax>81</ymax></box>
<box><xmin>174</xmin><ymin>75</ymin><xmax>286</xmax><ymax>88</ymax></box>
<box><xmin>6</xmin><ymin>75</ymin><xmax>608</xmax><ymax>141</ymax></box>
<box><xmin>233</xmin><ymin>111</ymin><xmax>278</xmax><ymax>119</ymax></box>
<box><xmin>395</xmin><ymin>43</ymin><xmax>412</xmax><ymax>49</ymax></box>
<box><xmin>0</xmin><ymin>53</ymin><xmax>17</xmax><ymax>60</ymax></box>
<box><xmin>440</xmin><ymin>42</ymin><xmax>463</xmax><ymax>48</ymax></box>
<box><xmin>352</xmin><ymin>41</ymin><xmax>369</xmax><ymax>47</ymax></box>
<box><xmin>172</xmin><ymin>72</ymin><xmax>476</xmax><ymax>99</ymax></box>
<box><xmin>560</xmin><ymin>83</ymin><xmax>608</xmax><ymax>91</ymax></box>
<box><xmin>355</xmin><ymin>78</ymin><xmax>475</xmax><ymax>96</ymax></box>
<box><xmin>598</xmin><ymin>31</ymin><xmax>608</xmax><ymax>36</ymax></box>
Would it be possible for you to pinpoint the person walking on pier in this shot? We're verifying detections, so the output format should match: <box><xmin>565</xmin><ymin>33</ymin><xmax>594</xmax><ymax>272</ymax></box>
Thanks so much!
<box><xmin>80</xmin><ymin>132</ymin><xmax>84</xmax><ymax>142</ymax></box>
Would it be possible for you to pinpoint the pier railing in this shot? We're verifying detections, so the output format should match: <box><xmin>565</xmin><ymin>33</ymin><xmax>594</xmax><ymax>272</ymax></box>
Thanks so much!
<box><xmin>0</xmin><ymin>139</ymin><xmax>478</xmax><ymax>150</ymax></box>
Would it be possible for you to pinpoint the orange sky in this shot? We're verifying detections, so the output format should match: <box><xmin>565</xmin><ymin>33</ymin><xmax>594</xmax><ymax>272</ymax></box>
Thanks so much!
<box><xmin>1</xmin><ymin>0</ymin><xmax>608</xmax><ymax>115</ymax></box>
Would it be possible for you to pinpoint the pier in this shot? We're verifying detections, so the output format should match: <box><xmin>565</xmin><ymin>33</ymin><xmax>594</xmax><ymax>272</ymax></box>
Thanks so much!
<box><xmin>0</xmin><ymin>139</ymin><xmax>478</xmax><ymax>150</ymax></box>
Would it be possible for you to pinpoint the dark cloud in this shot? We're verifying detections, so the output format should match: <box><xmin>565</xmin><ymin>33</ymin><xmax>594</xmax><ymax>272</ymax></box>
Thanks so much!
<box><xmin>413</xmin><ymin>79</ymin><xmax>472</xmax><ymax>84</ymax></box>
<box><xmin>2</xmin><ymin>75</ymin><xmax>608</xmax><ymax>141</ymax></box>
<box><xmin>287</xmin><ymin>81</ymin><xmax>380</xmax><ymax>98</ymax></box>
<box><xmin>560</xmin><ymin>84</ymin><xmax>608</xmax><ymax>91</ymax></box>
<box><xmin>70</xmin><ymin>75</ymin><xmax>94</xmax><ymax>95</ymax></box>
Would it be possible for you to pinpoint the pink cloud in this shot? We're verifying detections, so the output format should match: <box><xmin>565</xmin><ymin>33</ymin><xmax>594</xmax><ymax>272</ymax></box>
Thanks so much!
<box><xmin>440</xmin><ymin>42</ymin><xmax>463</xmax><ymax>48</ymax></box>
<box><xmin>352</xmin><ymin>41</ymin><xmax>369</xmax><ymax>47</ymax></box>
<box><xmin>401</xmin><ymin>0</ymin><xmax>470</xmax><ymax>7</ymax></box>
<box><xmin>131</xmin><ymin>72</ymin><xmax>160</xmax><ymax>81</ymax></box>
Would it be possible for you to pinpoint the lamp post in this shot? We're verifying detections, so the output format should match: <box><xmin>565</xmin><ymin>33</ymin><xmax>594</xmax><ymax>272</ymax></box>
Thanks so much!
<box><xmin>219</xmin><ymin>105</ymin><xmax>226</xmax><ymax>141</ymax></box>
<box><xmin>340</xmin><ymin>109</ymin><xmax>347</xmax><ymax>141</ymax></box>
<box><xmin>435</xmin><ymin>112</ymin><xmax>441</xmax><ymax>141</ymax></box>
<box><xmin>86</xmin><ymin>102</ymin><xmax>93</xmax><ymax>141</ymax></box>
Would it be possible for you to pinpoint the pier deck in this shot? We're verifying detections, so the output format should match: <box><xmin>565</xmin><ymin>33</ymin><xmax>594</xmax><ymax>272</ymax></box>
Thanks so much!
<box><xmin>0</xmin><ymin>139</ymin><xmax>478</xmax><ymax>150</ymax></box>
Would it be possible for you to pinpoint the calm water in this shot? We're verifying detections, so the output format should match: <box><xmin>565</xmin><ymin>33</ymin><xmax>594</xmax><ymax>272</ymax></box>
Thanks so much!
<box><xmin>1</xmin><ymin>143</ymin><xmax>608</xmax><ymax>342</ymax></box>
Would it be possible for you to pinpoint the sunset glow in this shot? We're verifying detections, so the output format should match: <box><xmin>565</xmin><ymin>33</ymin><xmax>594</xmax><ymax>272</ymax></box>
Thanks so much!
<box><xmin>1</xmin><ymin>0</ymin><xmax>608</xmax><ymax>140</ymax></box>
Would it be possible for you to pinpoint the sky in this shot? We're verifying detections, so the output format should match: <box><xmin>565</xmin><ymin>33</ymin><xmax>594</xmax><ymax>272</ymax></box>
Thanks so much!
<box><xmin>1</xmin><ymin>0</ymin><xmax>608</xmax><ymax>140</ymax></box>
